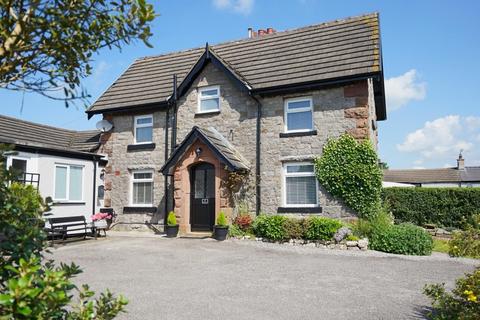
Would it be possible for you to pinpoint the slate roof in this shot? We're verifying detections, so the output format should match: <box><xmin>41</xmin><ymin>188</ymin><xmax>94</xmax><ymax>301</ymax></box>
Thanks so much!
<box><xmin>161</xmin><ymin>126</ymin><xmax>250</xmax><ymax>174</ymax></box>
<box><xmin>88</xmin><ymin>13</ymin><xmax>383</xmax><ymax>117</ymax></box>
<box><xmin>0</xmin><ymin>114</ymin><xmax>100</xmax><ymax>153</ymax></box>
<box><xmin>383</xmin><ymin>167</ymin><xmax>480</xmax><ymax>184</ymax></box>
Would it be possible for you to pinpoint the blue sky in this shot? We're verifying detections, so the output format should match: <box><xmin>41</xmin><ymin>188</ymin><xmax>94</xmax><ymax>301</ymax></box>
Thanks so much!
<box><xmin>2</xmin><ymin>0</ymin><xmax>479</xmax><ymax>169</ymax></box>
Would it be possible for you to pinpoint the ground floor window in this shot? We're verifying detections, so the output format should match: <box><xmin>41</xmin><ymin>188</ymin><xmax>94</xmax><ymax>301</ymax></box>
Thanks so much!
<box><xmin>283</xmin><ymin>162</ymin><xmax>318</xmax><ymax>207</ymax></box>
<box><xmin>131</xmin><ymin>170</ymin><xmax>153</xmax><ymax>206</ymax></box>
<box><xmin>54</xmin><ymin>164</ymin><xmax>83</xmax><ymax>201</ymax></box>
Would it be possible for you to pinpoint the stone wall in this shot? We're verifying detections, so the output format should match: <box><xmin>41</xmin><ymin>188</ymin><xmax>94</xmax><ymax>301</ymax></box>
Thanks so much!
<box><xmin>259</xmin><ymin>80</ymin><xmax>372</xmax><ymax>217</ymax></box>
<box><xmin>99</xmin><ymin>111</ymin><xmax>167</xmax><ymax>231</ymax></box>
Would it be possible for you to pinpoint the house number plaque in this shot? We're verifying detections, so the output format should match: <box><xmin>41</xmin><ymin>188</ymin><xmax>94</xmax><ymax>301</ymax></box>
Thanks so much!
<box><xmin>202</xmin><ymin>199</ymin><xmax>209</xmax><ymax>204</ymax></box>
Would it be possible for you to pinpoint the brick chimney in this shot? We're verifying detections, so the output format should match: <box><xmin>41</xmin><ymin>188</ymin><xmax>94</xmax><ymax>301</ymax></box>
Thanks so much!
<box><xmin>248</xmin><ymin>27</ymin><xmax>276</xmax><ymax>38</ymax></box>
<box><xmin>457</xmin><ymin>151</ymin><xmax>465</xmax><ymax>170</ymax></box>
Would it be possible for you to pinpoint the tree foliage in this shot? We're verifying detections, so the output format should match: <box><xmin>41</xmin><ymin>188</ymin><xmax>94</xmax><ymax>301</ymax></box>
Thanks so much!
<box><xmin>0</xmin><ymin>147</ymin><xmax>128</xmax><ymax>319</ymax></box>
<box><xmin>314</xmin><ymin>134</ymin><xmax>383</xmax><ymax>219</ymax></box>
<box><xmin>0</xmin><ymin>0</ymin><xmax>156</xmax><ymax>106</ymax></box>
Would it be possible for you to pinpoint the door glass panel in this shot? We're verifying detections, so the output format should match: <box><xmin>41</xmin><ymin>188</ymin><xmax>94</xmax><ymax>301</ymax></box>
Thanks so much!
<box><xmin>194</xmin><ymin>170</ymin><xmax>205</xmax><ymax>199</ymax></box>
<box><xmin>206</xmin><ymin>168</ymin><xmax>215</xmax><ymax>198</ymax></box>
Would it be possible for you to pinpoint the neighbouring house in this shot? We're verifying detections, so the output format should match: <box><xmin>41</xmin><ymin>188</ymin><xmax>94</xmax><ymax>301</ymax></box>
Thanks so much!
<box><xmin>383</xmin><ymin>153</ymin><xmax>480</xmax><ymax>187</ymax></box>
<box><xmin>0</xmin><ymin>115</ymin><xmax>105</xmax><ymax>220</ymax></box>
<box><xmin>86</xmin><ymin>13</ymin><xmax>387</xmax><ymax>233</ymax></box>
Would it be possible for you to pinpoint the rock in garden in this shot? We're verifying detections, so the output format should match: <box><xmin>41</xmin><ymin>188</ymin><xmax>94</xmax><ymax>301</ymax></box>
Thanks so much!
<box><xmin>358</xmin><ymin>239</ymin><xmax>368</xmax><ymax>249</ymax></box>
<box><xmin>346</xmin><ymin>241</ymin><xmax>358</xmax><ymax>247</ymax></box>
<box><xmin>334</xmin><ymin>227</ymin><xmax>352</xmax><ymax>243</ymax></box>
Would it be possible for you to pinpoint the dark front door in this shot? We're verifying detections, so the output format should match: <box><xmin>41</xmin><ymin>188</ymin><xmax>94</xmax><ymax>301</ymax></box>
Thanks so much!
<box><xmin>190</xmin><ymin>163</ymin><xmax>215</xmax><ymax>231</ymax></box>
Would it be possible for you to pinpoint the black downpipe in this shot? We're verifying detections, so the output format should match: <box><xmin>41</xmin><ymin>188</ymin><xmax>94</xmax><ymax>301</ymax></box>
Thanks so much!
<box><xmin>250</xmin><ymin>95</ymin><xmax>262</xmax><ymax>216</ymax></box>
<box><xmin>92</xmin><ymin>160</ymin><xmax>97</xmax><ymax>216</ymax></box>
<box><xmin>164</xmin><ymin>105</ymin><xmax>169</xmax><ymax>227</ymax></box>
<box><xmin>171</xmin><ymin>75</ymin><xmax>178</xmax><ymax>213</ymax></box>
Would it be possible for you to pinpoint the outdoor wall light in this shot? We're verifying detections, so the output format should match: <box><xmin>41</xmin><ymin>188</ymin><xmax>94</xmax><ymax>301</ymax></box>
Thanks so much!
<box><xmin>195</xmin><ymin>147</ymin><xmax>202</xmax><ymax>157</ymax></box>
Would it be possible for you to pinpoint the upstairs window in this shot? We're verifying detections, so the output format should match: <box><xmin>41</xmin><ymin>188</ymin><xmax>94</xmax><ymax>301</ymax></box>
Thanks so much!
<box><xmin>131</xmin><ymin>170</ymin><xmax>153</xmax><ymax>206</ymax></box>
<box><xmin>54</xmin><ymin>164</ymin><xmax>83</xmax><ymax>202</ymax></box>
<box><xmin>283</xmin><ymin>162</ymin><xmax>318</xmax><ymax>207</ymax></box>
<box><xmin>284</xmin><ymin>97</ymin><xmax>313</xmax><ymax>132</ymax></box>
<box><xmin>198</xmin><ymin>86</ymin><xmax>220</xmax><ymax>113</ymax></box>
<box><xmin>134</xmin><ymin>115</ymin><xmax>153</xmax><ymax>144</ymax></box>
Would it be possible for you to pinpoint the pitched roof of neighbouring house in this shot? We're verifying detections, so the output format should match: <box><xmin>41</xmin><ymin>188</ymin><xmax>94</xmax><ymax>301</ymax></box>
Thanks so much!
<box><xmin>383</xmin><ymin>167</ymin><xmax>480</xmax><ymax>184</ymax></box>
<box><xmin>161</xmin><ymin>126</ymin><xmax>250</xmax><ymax>174</ymax></box>
<box><xmin>87</xmin><ymin>13</ymin><xmax>384</xmax><ymax>118</ymax></box>
<box><xmin>0</xmin><ymin>114</ymin><xmax>101</xmax><ymax>153</ymax></box>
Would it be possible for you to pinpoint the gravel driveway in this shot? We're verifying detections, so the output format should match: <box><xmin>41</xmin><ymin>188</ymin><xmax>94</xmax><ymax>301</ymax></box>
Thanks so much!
<box><xmin>51</xmin><ymin>233</ymin><xmax>478</xmax><ymax>320</ymax></box>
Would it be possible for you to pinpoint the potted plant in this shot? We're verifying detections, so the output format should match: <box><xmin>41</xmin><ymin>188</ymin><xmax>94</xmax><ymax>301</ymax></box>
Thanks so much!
<box><xmin>213</xmin><ymin>211</ymin><xmax>229</xmax><ymax>241</ymax></box>
<box><xmin>165</xmin><ymin>211</ymin><xmax>179</xmax><ymax>238</ymax></box>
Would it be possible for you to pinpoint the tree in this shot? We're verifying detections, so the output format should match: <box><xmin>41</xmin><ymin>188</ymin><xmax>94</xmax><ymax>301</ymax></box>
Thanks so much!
<box><xmin>0</xmin><ymin>0</ymin><xmax>156</xmax><ymax>106</ymax></box>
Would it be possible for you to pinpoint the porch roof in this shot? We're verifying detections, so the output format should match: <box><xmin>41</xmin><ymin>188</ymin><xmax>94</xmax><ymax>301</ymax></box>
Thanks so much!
<box><xmin>160</xmin><ymin>126</ymin><xmax>250</xmax><ymax>175</ymax></box>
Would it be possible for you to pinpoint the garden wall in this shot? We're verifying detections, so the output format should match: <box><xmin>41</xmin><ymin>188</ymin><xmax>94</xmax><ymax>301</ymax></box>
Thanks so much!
<box><xmin>382</xmin><ymin>187</ymin><xmax>480</xmax><ymax>228</ymax></box>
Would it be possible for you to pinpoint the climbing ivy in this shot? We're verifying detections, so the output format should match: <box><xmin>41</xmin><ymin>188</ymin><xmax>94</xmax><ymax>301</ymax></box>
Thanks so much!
<box><xmin>314</xmin><ymin>134</ymin><xmax>383</xmax><ymax>220</ymax></box>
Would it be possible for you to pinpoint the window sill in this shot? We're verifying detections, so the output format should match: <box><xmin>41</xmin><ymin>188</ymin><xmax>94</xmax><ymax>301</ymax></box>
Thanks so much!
<box><xmin>195</xmin><ymin>110</ymin><xmax>220</xmax><ymax>117</ymax></box>
<box><xmin>123</xmin><ymin>206</ymin><xmax>157</xmax><ymax>214</ymax></box>
<box><xmin>127</xmin><ymin>143</ymin><xmax>156</xmax><ymax>152</ymax></box>
<box><xmin>279</xmin><ymin>130</ymin><xmax>317</xmax><ymax>138</ymax></box>
<box><xmin>277</xmin><ymin>207</ymin><xmax>323</xmax><ymax>214</ymax></box>
<box><xmin>54</xmin><ymin>201</ymin><xmax>86</xmax><ymax>205</ymax></box>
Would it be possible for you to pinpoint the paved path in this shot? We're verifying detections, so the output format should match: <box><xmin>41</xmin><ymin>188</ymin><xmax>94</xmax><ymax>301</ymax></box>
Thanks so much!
<box><xmin>51</xmin><ymin>234</ymin><xmax>478</xmax><ymax>320</ymax></box>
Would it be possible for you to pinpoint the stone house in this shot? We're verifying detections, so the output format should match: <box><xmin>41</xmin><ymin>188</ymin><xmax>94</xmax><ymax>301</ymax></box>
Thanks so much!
<box><xmin>86</xmin><ymin>13</ymin><xmax>387</xmax><ymax>233</ymax></box>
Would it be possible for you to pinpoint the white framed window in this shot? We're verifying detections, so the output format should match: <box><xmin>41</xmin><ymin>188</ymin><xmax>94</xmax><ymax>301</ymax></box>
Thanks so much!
<box><xmin>284</xmin><ymin>97</ymin><xmax>313</xmax><ymax>133</ymax></box>
<box><xmin>134</xmin><ymin>115</ymin><xmax>153</xmax><ymax>144</ymax></box>
<box><xmin>131</xmin><ymin>170</ymin><xmax>153</xmax><ymax>206</ymax></box>
<box><xmin>197</xmin><ymin>86</ymin><xmax>220</xmax><ymax>113</ymax></box>
<box><xmin>54</xmin><ymin>164</ymin><xmax>84</xmax><ymax>202</ymax></box>
<box><xmin>283</xmin><ymin>162</ymin><xmax>318</xmax><ymax>207</ymax></box>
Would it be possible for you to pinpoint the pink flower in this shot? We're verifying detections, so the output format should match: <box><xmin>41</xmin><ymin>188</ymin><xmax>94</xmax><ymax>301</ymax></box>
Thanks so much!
<box><xmin>91</xmin><ymin>212</ymin><xmax>112</xmax><ymax>221</ymax></box>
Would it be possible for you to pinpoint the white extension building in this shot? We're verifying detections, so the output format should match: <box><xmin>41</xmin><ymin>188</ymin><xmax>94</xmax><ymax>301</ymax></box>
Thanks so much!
<box><xmin>0</xmin><ymin>115</ymin><xmax>105</xmax><ymax>221</ymax></box>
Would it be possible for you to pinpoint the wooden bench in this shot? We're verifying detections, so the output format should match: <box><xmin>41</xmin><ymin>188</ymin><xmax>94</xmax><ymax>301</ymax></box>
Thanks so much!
<box><xmin>45</xmin><ymin>216</ymin><xmax>93</xmax><ymax>242</ymax></box>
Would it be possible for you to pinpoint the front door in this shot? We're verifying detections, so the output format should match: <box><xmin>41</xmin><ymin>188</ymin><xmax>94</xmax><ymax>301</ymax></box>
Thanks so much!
<box><xmin>190</xmin><ymin>163</ymin><xmax>215</xmax><ymax>231</ymax></box>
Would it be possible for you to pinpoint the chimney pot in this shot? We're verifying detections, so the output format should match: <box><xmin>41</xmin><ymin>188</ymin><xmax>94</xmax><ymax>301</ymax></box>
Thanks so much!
<box><xmin>457</xmin><ymin>151</ymin><xmax>465</xmax><ymax>170</ymax></box>
<box><xmin>258</xmin><ymin>29</ymin><xmax>266</xmax><ymax>36</ymax></box>
<box><xmin>267</xmin><ymin>27</ymin><xmax>274</xmax><ymax>34</ymax></box>
<box><xmin>248</xmin><ymin>27</ymin><xmax>253</xmax><ymax>38</ymax></box>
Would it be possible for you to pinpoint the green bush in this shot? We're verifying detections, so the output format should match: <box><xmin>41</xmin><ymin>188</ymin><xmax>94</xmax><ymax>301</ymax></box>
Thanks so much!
<box><xmin>352</xmin><ymin>207</ymin><xmax>394</xmax><ymax>238</ymax></box>
<box><xmin>382</xmin><ymin>187</ymin><xmax>480</xmax><ymax>229</ymax></box>
<box><xmin>228</xmin><ymin>224</ymin><xmax>245</xmax><ymax>238</ymax></box>
<box><xmin>252</xmin><ymin>215</ymin><xmax>288</xmax><ymax>241</ymax></box>
<box><xmin>167</xmin><ymin>211</ymin><xmax>177</xmax><ymax>226</ymax></box>
<box><xmin>283</xmin><ymin>218</ymin><xmax>304</xmax><ymax>239</ymax></box>
<box><xmin>304</xmin><ymin>216</ymin><xmax>342</xmax><ymax>241</ymax></box>
<box><xmin>424</xmin><ymin>266</ymin><xmax>480</xmax><ymax>319</ymax></box>
<box><xmin>315</xmin><ymin>134</ymin><xmax>383</xmax><ymax>220</ymax></box>
<box><xmin>369</xmin><ymin>223</ymin><xmax>433</xmax><ymax>255</ymax></box>
<box><xmin>449</xmin><ymin>229</ymin><xmax>480</xmax><ymax>259</ymax></box>
<box><xmin>216</xmin><ymin>212</ymin><xmax>228</xmax><ymax>226</ymax></box>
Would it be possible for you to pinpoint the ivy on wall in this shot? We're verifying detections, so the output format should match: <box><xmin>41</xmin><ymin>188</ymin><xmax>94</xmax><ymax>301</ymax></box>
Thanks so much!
<box><xmin>314</xmin><ymin>134</ymin><xmax>383</xmax><ymax>219</ymax></box>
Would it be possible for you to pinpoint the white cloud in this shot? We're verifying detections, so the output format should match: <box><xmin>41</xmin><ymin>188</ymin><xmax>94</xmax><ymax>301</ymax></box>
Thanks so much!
<box><xmin>212</xmin><ymin>0</ymin><xmax>253</xmax><ymax>14</ymax></box>
<box><xmin>465</xmin><ymin>116</ymin><xmax>480</xmax><ymax>131</ymax></box>
<box><xmin>385</xmin><ymin>69</ymin><xmax>426</xmax><ymax>111</ymax></box>
<box><xmin>397</xmin><ymin>115</ymin><xmax>480</xmax><ymax>168</ymax></box>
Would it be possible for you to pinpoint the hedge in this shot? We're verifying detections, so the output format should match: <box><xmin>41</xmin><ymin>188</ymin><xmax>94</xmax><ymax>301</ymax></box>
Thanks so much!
<box><xmin>382</xmin><ymin>187</ymin><xmax>480</xmax><ymax>229</ymax></box>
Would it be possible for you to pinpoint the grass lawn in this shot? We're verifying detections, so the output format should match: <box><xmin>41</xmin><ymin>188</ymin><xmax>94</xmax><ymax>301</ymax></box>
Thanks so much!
<box><xmin>433</xmin><ymin>238</ymin><xmax>450</xmax><ymax>254</ymax></box>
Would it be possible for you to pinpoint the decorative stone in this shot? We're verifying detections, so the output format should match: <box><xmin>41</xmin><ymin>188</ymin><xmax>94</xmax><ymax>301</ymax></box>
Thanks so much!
<box><xmin>436</xmin><ymin>228</ymin><xmax>451</xmax><ymax>236</ymax></box>
<box><xmin>305</xmin><ymin>243</ymin><xmax>316</xmax><ymax>248</ymax></box>
<box><xmin>339</xmin><ymin>244</ymin><xmax>347</xmax><ymax>250</ymax></box>
<box><xmin>346</xmin><ymin>241</ymin><xmax>358</xmax><ymax>247</ymax></box>
<box><xmin>334</xmin><ymin>227</ymin><xmax>352</xmax><ymax>243</ymax></box>
<box><xmin>358</xmin><ymin>239</ymin><xmax>369</xmax><ymax>249</ymax></box>
<box><xmin>347</xmin><ymin>246</ymin><xmax>360</xmax><ymax>251</ymax></box>
<box><xmin>327</xmin><ymin>244</ymin><xmax>336</xmax><ymax>249</ymax></box>
<box><xmin>255</xmin><ymin>237</ymin><xmax>262</xmax><ymax>241</ymax></box>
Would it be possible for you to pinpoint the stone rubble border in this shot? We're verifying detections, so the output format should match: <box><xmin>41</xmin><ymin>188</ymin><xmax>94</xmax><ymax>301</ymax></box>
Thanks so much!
<box><xmin>230</xmin><ymin>236</ymin><xmax>369</xmax><ymax>251</ymax></box>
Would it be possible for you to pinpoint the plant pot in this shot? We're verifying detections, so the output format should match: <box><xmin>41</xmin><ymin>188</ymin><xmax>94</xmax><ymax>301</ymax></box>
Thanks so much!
<box><xmin>165</xmin><ymin>224</ymin><xmax>179</xmax><ymax>238</ymax></box>
<box><xmin>213</xmin><ymin>225</ymin><xmax>229</xmax><ymax>241</ymax></box>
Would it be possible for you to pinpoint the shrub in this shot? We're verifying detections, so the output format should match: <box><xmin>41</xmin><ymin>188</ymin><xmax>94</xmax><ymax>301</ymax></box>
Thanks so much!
<box><xmin>382</xmin><ymin>187</ymin><xmax>480</xmax><ymax>229</ymax></box>
<box><xmin>369</xmin><ymin>223</ymin><xmax>433</xmax><ymax>255</ymax></box>
<box><xmin>283</xmin><ymin>218</ymin><xmax>304</xmax><ymax>239</ymax></box>
<box><xmin>252</xmin><ymin>215</ymin><xmax>288</xmax><ymax>241</ymax></box>
<box><xmin>424</xmin><ymin>266</ymin><xmax>480</xmax><ymax>319</ymax></box>
<box><xmin>228</xmin><ymin>224</ymin><xmax>245</xmax><ymax>238</ymax></box>
<box><xmin>346</xmin><ymin>234</ymin><xmax>359</xmax><ymax>241</ymax></box>
<box><xmin>216</xmin><ymin>212</ymin><xmax>228</xmax><ymax>226</ymax></box>
<box><xmin>304</xmin><ymin>217</ymin><xmax>342</xmax><ymax>241</ymax></box>
<box><xmin>315</xmin><ymin>134</ymin><xmax>383</xmax><ymax>220</ymax></box>
<box><xmin>234</xmin><ymin>213</ymin><xmax>253</xmax><ymax>232</ymax></box>
<box><xmin>449</xmin><ymin>229</ymin><xmax>480</xmax><ymax>259</ymax></box>
<box><xmin>352</xmin><ymin>207</ymin><xmax>393</xmax><ymax>238</ymax></box>
<box><xmin>167</xmin><ymin>211</ymin><xmax>177</xmax><ymax>226</ymax></box>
